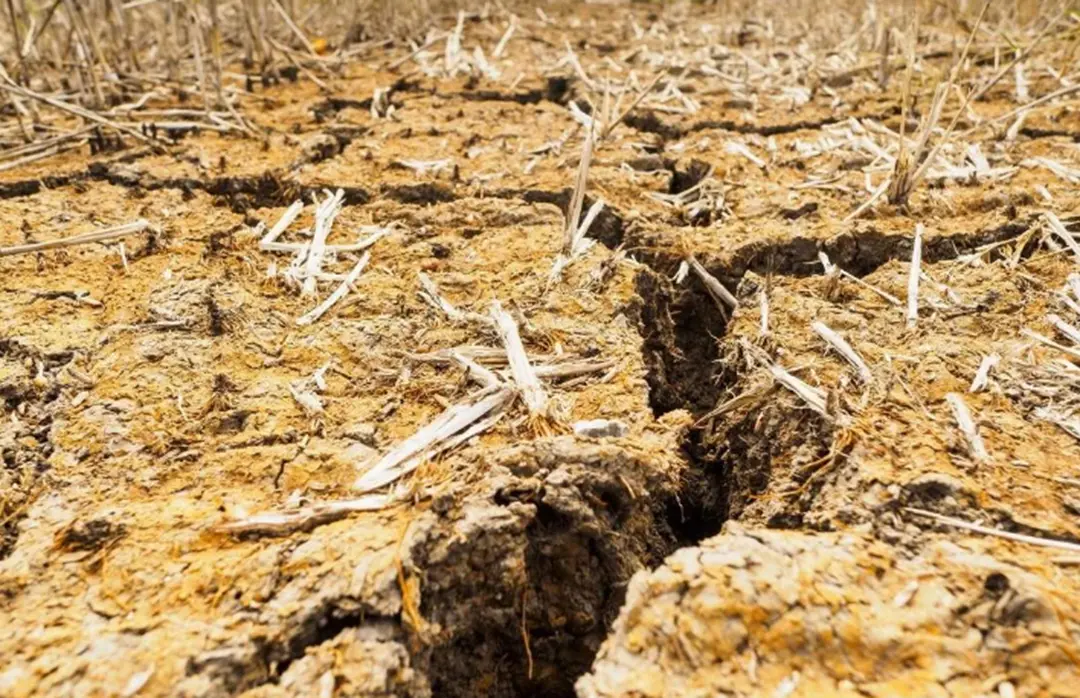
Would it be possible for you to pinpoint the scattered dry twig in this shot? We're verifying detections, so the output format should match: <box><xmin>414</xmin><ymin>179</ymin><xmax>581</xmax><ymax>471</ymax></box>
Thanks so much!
<box><xmin>687</xmin><ymin>255</ymin><xmax>737</xmax><ymax>310</ymax></box>
<box><xmin>906</xmin><ymin>223</ymin><xmax>923</xmax><ymax>329</ymax></box>
<box><xmin>490</xmin><ymin>301</ymin><xmax>548</xmax><ymax>416</ymax></box>
<box><xmin>945</xmin><ymin>392</ymin><xmax>988</xmax><ymax>463</ymax></box>
<box><xmin>216</xmin><ymin>494</ymin><xmax>393</xmax><ymax>537</ymax></box>
<box><xmin>812</xmin><ymin>321</ymin><xmax>873</xmax><ymax>383</ymax></box>
<box><xmin>1</xmin><ymin>220</ymin><xmax>152</xmax><ymax>257</ymax></box>
<box><xmin>906</xmin><ymin>507</ymin><xmax>1080</xmax><ymax>553</ymax></box>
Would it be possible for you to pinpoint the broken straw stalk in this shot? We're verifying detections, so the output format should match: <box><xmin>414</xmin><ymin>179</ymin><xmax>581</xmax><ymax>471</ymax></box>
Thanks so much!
<box><xmin>1</xmin><ymin>220</ymin><xmax>153</xmax><ymax>256</ymax></box>
<box><xmin>352</xmin><ymin>386</ymin><xmax>514</xmax><ymax>494</ymax></box>
<box><xmin>296</xmin><ymin>251</ymin><xmax>370</xmax><ymax>326</ymax></box>
<box><xmin>490</xmin><ymin>300</ymin><xmax>548</xmax><ymax>416</ymax></box>
<box><xmin>770</xmin><ymin>363</ymin><xmax>828</xmax><ymax>416</ymax></box>
<box><xmin>1044</xmin><ymin>212</ymin><xmax>1080</xmax><ymax>263</ymax></box>
<box><xmin>550</xmin><ymin>126</ymin><xmax>601</xmax><ymax>285</ymax></box>
<box><xmin>302</xmin><ymin>189</ymin><xmax>345</xmax><ymax>296</ymax></box>
<box><xmin>969</xmin><ymin>354</ymin><xmax>1000</xmax><ymax>393</ymax></box>
<box><xmin>906</xmin><ymin>224</ymin><xmax>923</xmax><ymax>328</ymax></box>
<box><xmin>217</xmin><ymin>494</ymin><xmax>392</xmax><ymax>536</ymax></box>
<box><xmin>945</xmin><ymin>392</ymin><xmax>989</xmax><ymax>463</ymax></box>
<box><xmin>687</xmin><ymin>255</ymin><xmax>737</xmax><ymax>309</ymax></box>
<box><xmin>812</xmin><ymin>322</ymin><xmax>873</xmax><ymax>383</ymax></box>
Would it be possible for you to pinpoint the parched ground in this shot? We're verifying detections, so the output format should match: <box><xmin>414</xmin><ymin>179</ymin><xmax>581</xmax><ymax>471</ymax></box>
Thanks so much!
<box><xmin>2</xmin><ymin>2</ymin><xmax>1080</xmax><ymax>698</ymax></box>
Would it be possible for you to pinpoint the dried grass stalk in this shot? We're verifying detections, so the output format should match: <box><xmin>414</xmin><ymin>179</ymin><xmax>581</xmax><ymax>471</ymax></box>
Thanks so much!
<box><xmin>353</xmin><ymin>387</ymin><xmax>514</xmax><ymax>493</ymax></box>
<box><xmin>216</xmin><ymin>494</ymin><xmax>392</xmax><ymax>537</ymax></box>
<box><xmin>490</xmin><ymin>300</ymin><xmax>548</xmax><ymax>415</ymax></box>
<box><xmin>969</xmin><ymin>353</ymin><xmax>1000</xmax><ymax>393</ymax></box>
<box><xmin>945</xmin><ymin>392</ymin><xmax>988</xmax><ymax>462</ymax></box>
<box><xmin>687</xmin><ymin>255</ymin><xmax>737</xmax><ymax>309</ymax></box>
<box><xmin>769</xmin><ymin>364</ymin><xmax>828</xmax><ymax>416</ymax></box>
<box><xmin>906</xmin><ymin>224</ymin><xmax>924</xmax><ymax>328</ymax></box>
<box><xmin>812</xmin><ymin>321</ymin><xmax>873</xmax><ymax>383</ymax></box>
<box><xmin>906</xmin><ymin>507</ymin><xmax>1080</xmax><ymax>553</ymax></box>
<box><xmin>296</xmin><ymin>251</ymin><xmax>370</xmax><ymax>326</ymax></box>
<box><xmin>1</xmin><ymin>219</ymin><xmax>152</xmax><ymax>256</ymax></box>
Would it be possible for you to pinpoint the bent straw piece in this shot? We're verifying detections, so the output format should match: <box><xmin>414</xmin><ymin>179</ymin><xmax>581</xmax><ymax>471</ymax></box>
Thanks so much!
<box><xmin>296</xmin><ymin>251</ymin><xmax>370</xmax><ymax>326</ymax></box>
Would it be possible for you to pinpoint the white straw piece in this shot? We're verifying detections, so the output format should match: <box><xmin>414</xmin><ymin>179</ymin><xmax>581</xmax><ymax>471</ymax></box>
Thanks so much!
<box><xmin>450</xmin><ymin>351</ymin><xmax>502</xmax><ymax>390</ymax></box>
<box><xmin>906</xmin><ymin>224</ymin><xmax>924</xmax><ymax>328</ymax></box>
<box><xmin>302</xmin><ymin>189</ymin><xmax>345</xmax><ymax>296</ymax></box>
<box><xmin>564</xmin><ymin>130</ymin><xmax>596</xmax><ymax>252</ymax></box>
<box><xmin>259</xmin><ymin>200</ymin><xmax>304</xmax><ymax>251</ymax></box>
<box><xmin>811</xmin><ymin>321</ymin><xmax>873</xmax><ymax>383</ymax></box>
<box><xmin>490</xmin><ymin>301</ymin><xmax>548</xmax><ymax>415</ymax></box>
<box><xmin>1044</xmin><ymin>212</ymin><xmax>1080</xmax><ymax>263</ymax></box>
<box><xmin>1022</xmin><ymin>328</ymin><xmax>1080</xmax><ymax>362</ymax></box>
<box><xmin>353</xmin><ymin>387</ymin><xmax>514</xmax><ymax>493</ymax></box>
<box><xmin>769</xmin><ymin>363</ymin><xmax>828</xmax><ymax>416</ymax></box>
<box><xmin>759</xmin><ymin>291</ymin><xmax>769</xmax><ymax>337</ymax></box>
<box><xmin>945</xmin><ymin>392</ymin><xmax>988</xmax><ymax>463</ymax></box>
<box><xmin>906</xmin><ymin>507</ymin><xmax>1080</xmax><ymax>554</ymax></box>
<box><xmin>1</xmin><ymin>219</ymin><xmax>151</xmax><ymax>257</ymax></box>
<box><xmin>296</xmin><ymin>252</ymin><xmax>370</xmax><ymax>326</ymax></box>
<box><xmin>687</xmin><ymin>255</ymin><xmax>738</xmax><ymax>309</ymax></box>
<box><xmin>969</xmin><ymin>353</ymin><xmax>1000</xmax><ymax>393</ymax></box>
<box><xmin>418</xmin><ymin>272</ymin><xmax>465</xmax><ymax>322</ymax></box>
<box><xmin>216</xmin><ymin>495</ymin><xmax>392</xmax><ymax>536</ymax></box>
<box><xmin>1048</xmin><ymin>314</ymin><xmax>1080</xmax><ymax>345</ymax></box>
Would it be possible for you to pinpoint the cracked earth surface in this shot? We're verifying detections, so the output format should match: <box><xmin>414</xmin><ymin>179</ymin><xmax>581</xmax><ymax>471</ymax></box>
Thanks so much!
<box><xmin>3</xmin><ymin>2</ymin><xmax>1080</xmax><ymax>698</ymax></box>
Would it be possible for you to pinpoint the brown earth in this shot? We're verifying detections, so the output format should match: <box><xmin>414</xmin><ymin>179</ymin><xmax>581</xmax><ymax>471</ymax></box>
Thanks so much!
<box><xmin>2</xmin><ymin>2</ymin><xmax>1080</xmax><ymax>698</ymax></box>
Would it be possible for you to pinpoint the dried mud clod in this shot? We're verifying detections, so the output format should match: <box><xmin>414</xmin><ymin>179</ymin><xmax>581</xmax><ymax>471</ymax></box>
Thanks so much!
<box><xmin>579</xmin><ymin>524</ymin><xmax>1080</xmax><ymax>698</ymax></box>
<box><xmin>412</xmin><ymin>438</ymin><xmax>689</xmax><ymax>698</ymax></box>
<box><xmin>1</xmin><ymin>340</ymin><xmax>76</xmax><ymax>560</ymax></box>
<box><xmin>169</xmin><ymin>437</ymin><xmax>696</xmax><ymax>698</ymax></box>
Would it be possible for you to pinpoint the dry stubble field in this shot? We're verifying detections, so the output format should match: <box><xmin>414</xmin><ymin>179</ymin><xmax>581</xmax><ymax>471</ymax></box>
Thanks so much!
<box><xmin>2</xmin><ymin>1</ymin><xmax>1080</xmax><ymax>697</ymax></box>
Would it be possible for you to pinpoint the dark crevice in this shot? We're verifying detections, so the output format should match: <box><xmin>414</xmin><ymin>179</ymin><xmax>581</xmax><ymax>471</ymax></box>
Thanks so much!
<box><xmin>630</xmin><ymin>265</ymin><xmax>731</xmax><ymax>549</ymax></box>
<box><xmin>665</xmin><ymin>428</ymin><xmax>729</xmax><ymax>546</ymax></box>
<box><xmin>311</xmin><ymin>76</ymin><xmax>419</xmax><ymax>122</ymax></box>
<box><xmin>382</xmin><ymin>182</ymin><xmax>457</xmax><ymax>205</ymax></box>
<box><xmin>183</xmin><ymin>598</ymin><xmax>382</xmax><ymax>695</ymax></box>
<box><xmin>725</xmin><ymin>215</ymin><xmax>1042</xmax><ymax>280</ymax></box>
<box><xmin>618</xmin><ymin>104</ymin><xmax>904</xmax><ymax>141</ymax></box>
<box><xmin>689</xmin><ymin>114</ymin><xmax>846</xmax><ymax>136</ymax></box>
<box><xmin>268</xmin><ymin>600</ymin><xmax>368</xmax><ymax>676</ymax></box>
<box><xmin>0</xmin><ymin>175</ymin><xmax>78</xmax><ymax>199</ymax></box>
<box><xmin>621</xmin><ymin>210</ymin><xmax>1063</xmax><ymax>567</ymax></box>
<box><xmin>287</xmin><ymin>126</ymin><xmax>368</xmax><ymax>170</ymax></box>
<box><xmin>1018</xmin><ymin>127</ymin><xmax>1080</xmax><ymax>142</ymax></box>
<box><xmin>413</xmin><ymin>437</ymin><xmax>695</xmax><ymax>698</ymax></box>
<box><xmin>624</xmin><ymin>210</ymin><xmax>1072</xmax><ymax>558</ymax></box>
<box><xmin>494</xmin><ymin>187</ymin><xmax>625</xmax><ymax>248</ymax></box>
<box><xmin>668</xmin><ymin>158</ymin><xmax>711</xmax><ymax>195</ymax></box>
<box><xmin>626</xmin><ymin>214</ymin><xmax>1055</xmax><ymax>294</ymax></box>
<box><xmin>621</xmin><ymin>111</ymin><xmax>683</xmax><ymax>140</ymax></box>
<box><xmin>85</xmin><ymin>162</ymin><xmax>371</xmax><ymax>210</ymax></box>
<box><xmin>633</xmin><ymin>267</ymin><xmax>727</xmax><ymax>416</ymax></box>
<box><xmin>456</xmin><ymin>76</ymin><xmax>573</xmax><ymax>107</ymax></box>
<box><xmin>0</xmin><ymin>339</ymin><xmax>71</xmax><ymax>560</ymax></box>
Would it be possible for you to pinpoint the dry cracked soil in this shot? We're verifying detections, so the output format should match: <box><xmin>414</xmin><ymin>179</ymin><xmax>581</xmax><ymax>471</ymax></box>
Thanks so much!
<box><xmin>3</xmin><ymin>2</ymin><xmax>1080</xmax><ymax>698</ymax></box>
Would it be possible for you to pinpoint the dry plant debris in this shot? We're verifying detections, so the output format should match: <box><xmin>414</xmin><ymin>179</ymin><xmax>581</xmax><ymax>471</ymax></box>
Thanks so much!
<box><xmin>2</xmin><ymin>1</ymin><xmax>1080</xmax><ymax>698</ymax></box>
